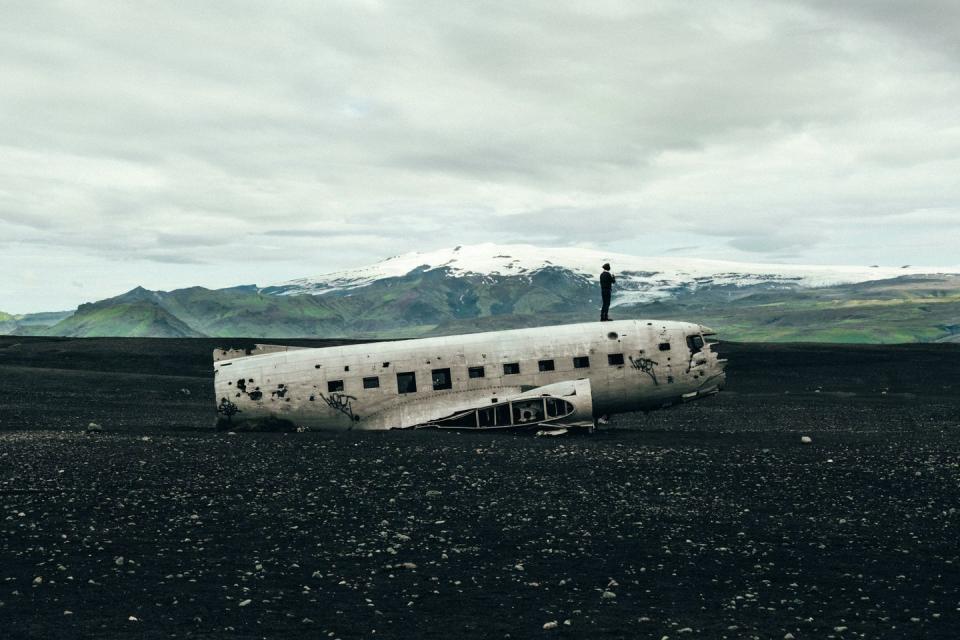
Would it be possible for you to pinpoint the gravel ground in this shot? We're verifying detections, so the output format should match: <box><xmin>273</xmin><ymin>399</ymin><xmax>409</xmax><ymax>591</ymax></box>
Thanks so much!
<box><xmin>1</xmin><ymin>337</ymin><xmax>959</xmax><ymax>639</ymax></box>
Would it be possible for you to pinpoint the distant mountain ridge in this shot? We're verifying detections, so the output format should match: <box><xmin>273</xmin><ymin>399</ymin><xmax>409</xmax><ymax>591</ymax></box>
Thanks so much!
<box><xmin>48</xmin><ymin>291</ymin><xmax>204</xmax><ymax>338</ymax></box>
<box><xmin>0</xmin><ymin>309</ymin><xmax>75</xmax><ymax>336</ymax></box>
<box><xmin>5</xmin><ymin>244</ymin><xmax>960</xmax><ymax>342</ymax></box>
<box><xmin>265</xmin><ymin>243</ymin><xmax>948</xmax><ymax>304</ymax></box>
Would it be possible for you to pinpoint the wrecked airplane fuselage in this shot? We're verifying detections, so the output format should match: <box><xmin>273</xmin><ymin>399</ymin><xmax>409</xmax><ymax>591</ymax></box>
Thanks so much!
<box><xmin>212</xmin><ymin>320</ymin><xmax>726</xmax><ymax>431</ymax></box>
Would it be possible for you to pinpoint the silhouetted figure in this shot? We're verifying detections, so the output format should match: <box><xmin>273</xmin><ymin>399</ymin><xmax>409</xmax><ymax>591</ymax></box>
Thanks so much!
<box><xmin>600</xmin><ymin>263</ymin><xmax>615</xmax><ymax>321</ymax></box>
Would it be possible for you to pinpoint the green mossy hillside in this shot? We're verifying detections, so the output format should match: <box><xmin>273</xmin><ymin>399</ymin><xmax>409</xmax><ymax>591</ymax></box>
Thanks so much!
<box><xmin>18</xmin><ymin>272</ymin><xmax>960</xmax><ymax>343</ymax></box>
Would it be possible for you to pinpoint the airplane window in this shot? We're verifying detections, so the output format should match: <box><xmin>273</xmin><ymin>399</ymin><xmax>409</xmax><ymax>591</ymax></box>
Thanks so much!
<box><xmin>686</xmin><ymin>335</ymin><xmax>704</xmax><ymax>354</ymax></box>
<box><xmin>327</xmin><ymin>380</ymin><xmax>344</xmax><ymax>392</ymax></box>
<box><xmin>573</xmin><ymin>356</ymin><xmax>590</xmax><ymax>368</ymax></box>
<box><xmin>608</xmin><ymin>353</ymin><xmax>625</xmax><ymax>366</ymax></box>
<box><xmin>396</xmin><ymin>372</ymin><xmax>417</xmax><ymax>394</ymax></box>
<box><xmin>503</xmin><ymin>362</ymin><xmax>520</xmax><ymax>375</ymax></box>
<box><xmin>495</xmin><ymin>403</ymin><xmax>511</xmax><ymax>426</ymax></box>
<box><xmin>538</xmin><ymin>359</ymin><xmax>555</xmax><ymax>372</ymax></box>
<box><xmin>658</xmin><ymin>342</ymin><xmax>671</xmax><ymax>351</ymax></box>
<box><xmin>468</xmin><ymin>366</ymin><xmax>485</xmax><ymax>378</ymax></box>
<box><xmin>432</xmin><ymin>368</ymin><xmax>452</xmax><ymax>391</ymax></box>
<box><xmin>363</xmin><ymin>376</ymin><xmax>380</xmax><ymax>389</ymax></box>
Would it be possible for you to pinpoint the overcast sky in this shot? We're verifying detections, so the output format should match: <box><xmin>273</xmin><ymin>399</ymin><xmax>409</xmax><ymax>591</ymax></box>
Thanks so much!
<box><xmin>2</xmin><ymin>1</ymin><xmax>959</xmax><ymax>313</ymax></box>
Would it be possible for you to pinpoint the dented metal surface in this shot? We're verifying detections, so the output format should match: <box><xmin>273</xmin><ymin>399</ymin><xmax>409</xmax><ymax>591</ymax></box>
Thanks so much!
<box><xmin>212</xmin><ymin>319</ymin><xmax>727</xmax><ymax>431</ymax></box>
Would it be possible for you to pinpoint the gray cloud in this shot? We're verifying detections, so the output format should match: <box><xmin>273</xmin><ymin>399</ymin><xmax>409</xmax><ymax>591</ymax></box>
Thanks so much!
<box><xmin>1</xmin><ymin>0</ymin><xmax>958</xmax><ymax>312</ymax></box>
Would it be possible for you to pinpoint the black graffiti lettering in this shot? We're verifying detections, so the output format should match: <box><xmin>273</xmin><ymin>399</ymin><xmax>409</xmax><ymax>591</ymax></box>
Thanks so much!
<box><xmin>320</xmin><ymin>392</ymin><xmax>360</xmax><ymax>422</ymax></box>
<box><xmin>628</xmin><ymin>356</ymin><xmax>659</xmax><ymax>385</ymax></box>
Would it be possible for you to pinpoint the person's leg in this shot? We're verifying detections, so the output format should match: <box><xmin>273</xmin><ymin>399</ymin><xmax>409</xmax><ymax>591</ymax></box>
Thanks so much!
<box><xmin>601</xmin><ymin>290</ymin><xmax>610</xmax><ymax>320</ymax></box>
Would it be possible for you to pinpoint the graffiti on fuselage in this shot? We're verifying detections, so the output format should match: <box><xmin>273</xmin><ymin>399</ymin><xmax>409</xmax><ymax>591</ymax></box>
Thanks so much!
<box><xmin>628</xmin><ymin>355</ymin><xmax>659</xmax><ymax>385</ymax></box>
<box><xmin>320</xmin><ymin>392</ymin><xmax>360</xmax><ymax>423</ymax></box>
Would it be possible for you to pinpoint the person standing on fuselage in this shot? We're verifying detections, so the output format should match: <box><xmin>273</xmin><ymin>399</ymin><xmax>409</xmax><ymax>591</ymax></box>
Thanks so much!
<box><xmin>600</xmin><ymin>263</ymin><xmax>615</xmax><ymax>322</ymax></box>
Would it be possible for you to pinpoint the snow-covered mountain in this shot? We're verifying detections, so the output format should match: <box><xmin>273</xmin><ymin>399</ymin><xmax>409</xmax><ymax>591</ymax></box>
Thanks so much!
<box><xmin>267</xmin><ymin>243</ymin><xmax>960</xmax><ymax>306</ymax></box>
<box><xmin>20</xmin><ymin>244</ymin><xmax>960</xmax><ymax>342</ymax></box>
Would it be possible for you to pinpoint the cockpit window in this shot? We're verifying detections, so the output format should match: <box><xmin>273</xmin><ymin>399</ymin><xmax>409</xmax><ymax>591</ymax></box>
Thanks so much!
<box><xmin>687</xmin><ymin>335</ymin><xmax>704</xmax><ymax>354</ymax></box>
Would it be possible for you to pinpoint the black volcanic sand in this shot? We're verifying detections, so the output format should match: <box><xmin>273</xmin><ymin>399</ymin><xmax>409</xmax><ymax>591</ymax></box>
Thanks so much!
<box><xmin>1</xmin><ymin>337</ymin><xmax>959</xmax><ymax>639</ymax></box>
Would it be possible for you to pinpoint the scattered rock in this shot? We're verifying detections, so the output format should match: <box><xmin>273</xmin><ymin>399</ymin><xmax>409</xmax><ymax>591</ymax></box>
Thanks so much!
<box><xmin>535</xmin><ymin>428</ymin><xmax>568</xmax><ymax>437</ymax></box>
<box><xmin>3</xmin><ymin>351</ymin><xmax>959</xmax><ymax>639</ymax></box>
<box><xmin>801</xmin><ymin>435</ymin><xmax>812</xmax><ymax>444</ymax></box>
<box><xmin>543</xmin><ymin>621</ymin><xmax>558</xmax><ymax>630</ymax></box>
